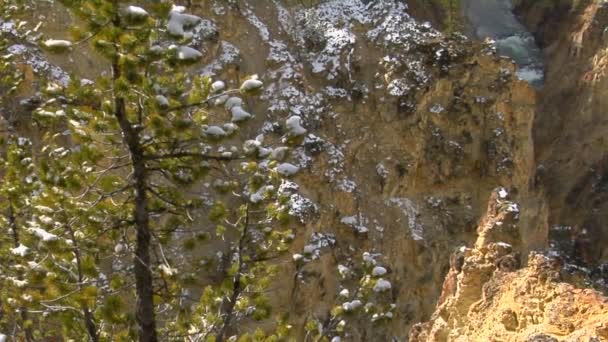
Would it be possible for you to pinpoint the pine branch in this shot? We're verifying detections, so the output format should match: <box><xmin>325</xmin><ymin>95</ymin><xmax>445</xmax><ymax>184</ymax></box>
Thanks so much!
<box><xmin>72</xmin><ymin>20</ymin><xmax>111</xmax><ymax>47</ymax></box>
<box><xmin>216</xmin><ymin>205</ymin><xmax>250</xmax><ymax>342</ymax></box>
<box><xmin>162</xmin><ymin>89</ymin><xmax>240</xmax><ymax>114</ymax></box>
<box><xmin>144</xmin><ymin>152</ymin><xmax>243</xmax><ymax>162</ymax></box>
<box><xmin>146</xmin><ymin>185</ymin><xmax>186</xmax><ymax>209</ymax></box>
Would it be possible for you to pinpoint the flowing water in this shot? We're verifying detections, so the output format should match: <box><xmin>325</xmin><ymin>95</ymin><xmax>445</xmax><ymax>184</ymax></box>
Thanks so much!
<box><xmin>462</xmin><ymin>0</ymin><xmax>544</xmax><ymax>87</ymax></box>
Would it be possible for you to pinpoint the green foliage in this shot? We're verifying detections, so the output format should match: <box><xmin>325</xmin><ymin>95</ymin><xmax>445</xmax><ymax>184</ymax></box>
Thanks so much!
<box><xmin>0</xmin><ymin>1</ymin><xmax>25</xmax><ymax>108</ymax></box>
<box><xmin>0</xmin><ymin>136</ymin><xmax>39</xmax><ymax>340</ymax></box>
<box><xmin>301</xmin><ymin>252</ymin><xmax>396</xmax><ymax>341</ymax></box>
<box><xmin>0</xmin><ymin>0</ymin><xmax>299</xmax><ymax>340</ymax></box>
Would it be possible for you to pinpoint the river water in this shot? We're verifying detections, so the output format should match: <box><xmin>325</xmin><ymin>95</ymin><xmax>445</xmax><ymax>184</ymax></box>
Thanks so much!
<box><xmin>462</xmin><ymin>0</ymin><xmax>544</xmax><ymax>87</ymax></box>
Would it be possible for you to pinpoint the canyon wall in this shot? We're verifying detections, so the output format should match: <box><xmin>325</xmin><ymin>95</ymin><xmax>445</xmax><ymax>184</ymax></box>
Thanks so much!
<box><xmin>412</xmin><ymin>1</ymin><xmax>608</xmax><ymax>341</ymax></box>
<box><xmin>514</xmin><ymin>0</ymin><xmax>608</xmax><ymax>279</ymax></box>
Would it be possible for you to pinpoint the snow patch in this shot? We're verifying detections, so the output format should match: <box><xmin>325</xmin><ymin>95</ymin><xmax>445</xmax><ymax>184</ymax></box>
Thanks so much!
<box><xmin>43</xmin><ymin>39</ymin><xmax>72</xmax><ymax>48</ymax></box>
<box><xmin>278</xmin><ymin>180</ymin><xmax>318</xmax><ymax>223</ymax></box>
<box><xmin>340</xmin><ymin>214</ymin><xmax>369</xmax><ymax>234</ymax></box>
<box><xmin>372</xmin><ymin>266</ymin><xmax>387</xmax><ymax>277</ymax></box>
<box><xmin>373</xmin><ymin>278</ymin><xmax>392</xmax><ymax>292</ymax></box>
<box><xmin>10</xmin><ymin>244</ymin><xmax>29</xmax><ymax>257</ymax></box>
<box><xmin>125</xmin><ymin>6</ymin><xmax>148</xmax><ymax>18</ymax></box>
<box><xmin>387</xmin><ymin>198</ymin><xmax>424</xmax><ymax>241</ymax></box>
<box><xmin>286</xmin><ymin>116</ymin><xmax>307</xmax><ymax>137</ymax></box>
<box><xmin>173</xmin><ymin>45</ymin><xmax>202</xmax><ymax>61</ymax></box>
<box><xmin>276</xmin><ymin>163</ymin><xmax>300</xmax><ymax>176</ymax></box>
<box><xmin>29</xmin><ymin>226</ymin><xmax>58</xmax><ymax>242</ymax></box>
<box><xmin>167</xmin><ymin>6</ymin><xmax>202</xmax><ymax>39</ymax></box>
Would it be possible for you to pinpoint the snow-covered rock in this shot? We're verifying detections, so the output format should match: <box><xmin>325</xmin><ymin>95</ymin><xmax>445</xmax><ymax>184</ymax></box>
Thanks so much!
<box><xmin>340</xmin><ymin>215</ymin><xmax>369</xmax><ymax>234</ymax></box>
<box><xmin>211</xmin><ymin>80</ymin><xmax>226</xmax><ymax>92</ymax></box>
<box><xmin>224</xmin><ymin>97</ymin><xmax>243</xmax><ymax>110</ymax></box>
<box><xmin>342</xmin><ymin>299</ymin><xmax>362</xmax><ymax>312</ymax></box>
<box><xmin>277</xmin><ymin>163</ymin><xmax>300</xmax><ymax>176</ymax></box>
<box><xmin>167</xmin><ymin>6</ymin><xmax>202</xmax><ymax>39</ymax></box>
<box><xmin>240</xmin><ymin>78</ymin><xmax>264</xmax><ymax>93</ymax></box>
<box><xmin>203</xmin><ymin>125</ymin><xmax>227</xmax><ymax>138</ymax></box>
<box><xmin>286</xmin><ymin>116</ymin><xmax>307</xmax><ymax>136</ymax></box>
<box><xmin>230</xmin><ymin>106</ymin><xmax>252</xmax><ymax>122</ymax></box>
<box><xmin>125</xmin><ymin>5</ymin><xmax>148</xmax><ymax>19</ymax></box>
<box><xmin>373</xmin><ymin>278</ymin><xmax>392</xmax><ymax>292</ymax></box>
<box><xmin>372</xmin><ymin>266</ymin><xmax>387</xmax><ymax>277</ymax></box>
<box><xmin>174</xmin><ymin>45</ymin><xmax>202</xmax><ymax>61</ymax></box>
<box><xmin>222</xmin><ymin>123</ymin><xmax>238</xmax><ymax>135</ymax></box>
<box><xmin>270</xmin><ymin>146</ymin><xmax>289</xmax><ymax>161</ymax></box>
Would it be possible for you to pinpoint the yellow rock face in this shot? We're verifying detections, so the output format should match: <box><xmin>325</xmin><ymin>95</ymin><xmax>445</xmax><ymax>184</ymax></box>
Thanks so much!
<box><xmin>411</xmin><ymin>189</ymin><xmax>608</xmax><ymax>342</ymax></box>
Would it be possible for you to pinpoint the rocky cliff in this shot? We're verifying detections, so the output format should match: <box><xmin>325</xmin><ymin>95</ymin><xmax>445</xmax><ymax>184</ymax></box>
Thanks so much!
<box><xmin>410</xmin><ymin>1</ymin><xmax>608</xmax><ymax>341</ymax></box>
<box><xmin>410</xmin><ymin>189</ymin><xmax>608</xmax><ymax>341</ymax></box>
<box><xmin>2</xmin><ymin>0</ymin><xmax>608</xmax><ymax>340</ymax></box>
<box><xmin>513</xmin><ymin>0</ymin><xmax>608</xmax><ymax>279</ymax></box>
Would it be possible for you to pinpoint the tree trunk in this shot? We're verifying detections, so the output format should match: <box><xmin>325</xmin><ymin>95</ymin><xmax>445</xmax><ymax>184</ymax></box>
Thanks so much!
<box><xmin>83</xmin><ymin>309</ymin><xmax>99</xmax><ymax>342</ymax></box>
<box><xmin>112</xmin><ymin>61</ymin><xmax>158</xmax><ymax>342</ymax></box>
<box><xmin>7</xmin><ymin>205</ymin><xmax>34</xmax><ymax>342</ymax></box>
<box><xmin>65</xmin><ymin>223</ymin><xmax>99</xmax><ymax>342</ymax></box>
<box><xmin>216</xmin><ymin>206</ymin><xmax>249</xmax><ymax>342</ymax></box>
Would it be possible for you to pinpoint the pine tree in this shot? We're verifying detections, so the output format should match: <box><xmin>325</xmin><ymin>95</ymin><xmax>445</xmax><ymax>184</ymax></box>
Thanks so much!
<box><xmin>0</xmin><ymin>135</ymin><xmax>37</xmax><ymax>341</ymax></box>
<box><xmin>26</xmin><ymin>1</ymin><xmax>298</xmax><ymax>340</ymax></box>
<box><xmin>302</xmin><ymin>251</ymin><xmax>396</xmax><ymax>341</ymax></box>
<box><xmin>0</xmin><ymin>4</ymin><xmax>34</xmax><ymax>338</ymax></box>
<box><xmin>0</xmin><ymin>134</ymin><xmax>103</xmax><ymax>341</ymax></box>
